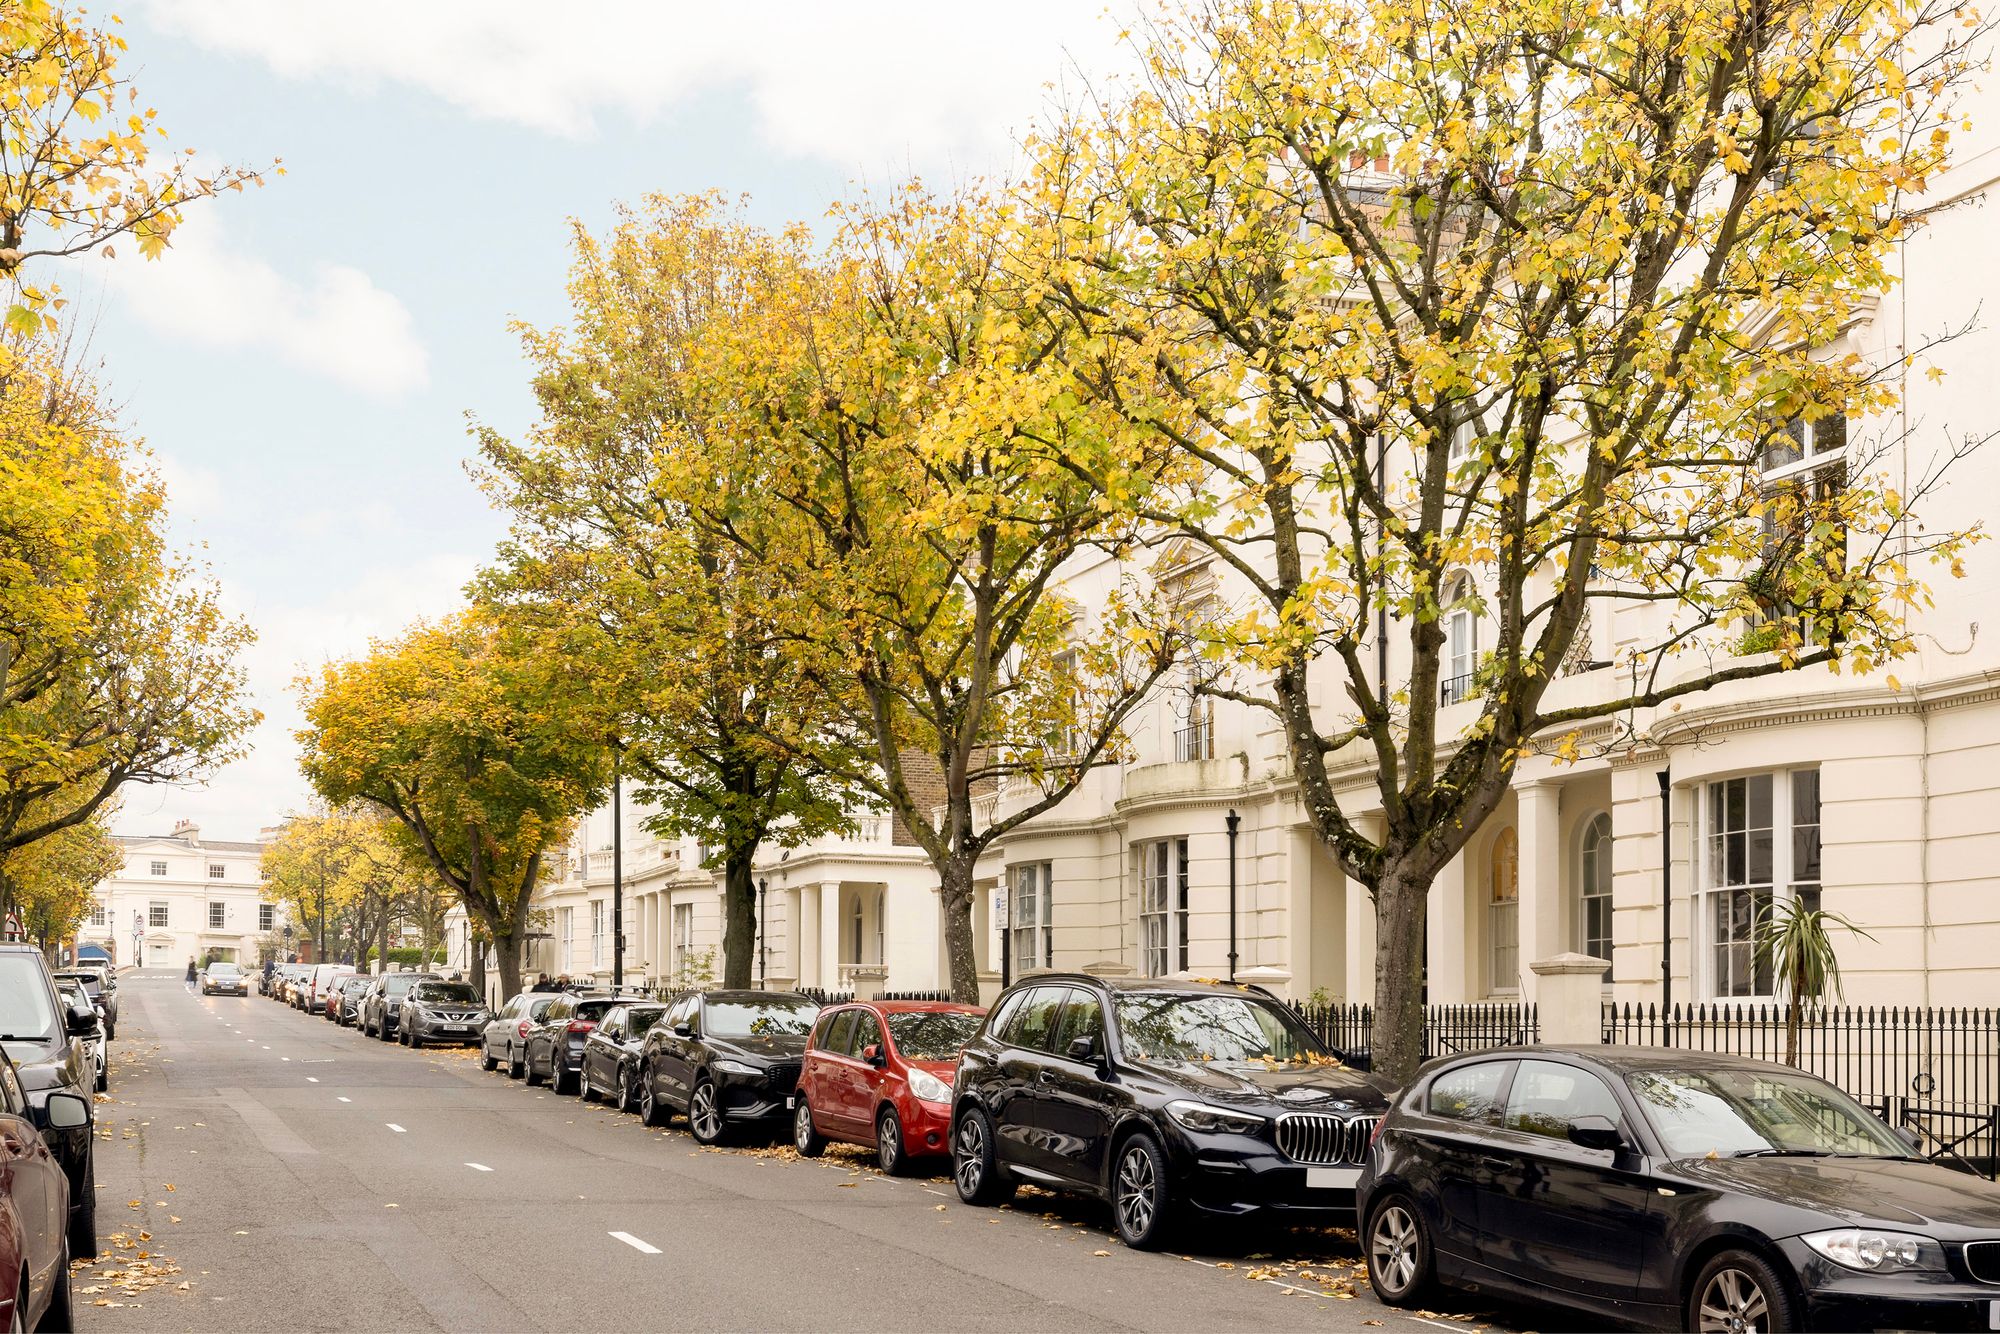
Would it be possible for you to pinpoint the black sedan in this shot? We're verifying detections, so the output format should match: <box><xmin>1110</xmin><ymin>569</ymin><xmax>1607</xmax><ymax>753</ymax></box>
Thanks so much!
<box><xmin>1357</xmin><ymin>1045</ymin><xmax>2000</xmax><ymax>1332</ymax></box>
<box><xmin>578</xmin><ymin>1002</ymin><xmax>667</xmax><ymax>1111</ymax></box>
<box><xmin>950</xmin><ymin>975</ymin><xmax>1391</xmax><ymax>1249</ymax></box>
<box><xmin>0</xmin><ymin>945</ymin><xmax>100</xmax><ymax>1261</ymax></box>
<box><xmin>398</xmin><ymin>981</ymin><xmax>491</xmax><ymax>1049</ymax></box>
<box><xmin>522</xmin><ymin>992</ymin><xmax>652</xmax><ymax>1094</ymax></box>
<box><xmin>636</xmin><ymin>990</ymin><xmax>821</xmax><ymax>1144</ymax></box>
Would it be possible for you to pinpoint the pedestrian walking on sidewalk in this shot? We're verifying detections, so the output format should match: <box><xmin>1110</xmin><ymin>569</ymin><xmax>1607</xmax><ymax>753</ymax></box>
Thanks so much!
<box><xmin>185</xmin><ymin>957</ymin><xmax>198</xmax><ymax>992</ymax></box>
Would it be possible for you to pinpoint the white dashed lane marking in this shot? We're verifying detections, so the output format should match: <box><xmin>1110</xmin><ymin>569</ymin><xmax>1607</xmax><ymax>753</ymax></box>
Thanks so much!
<box><xmin>386</xmin><ymin>1124</ymin><xmax>405</xmax><ymax>1133</ymax></box>
<box><xmin>609</xmin><ymin>1232</ymin><xmax>660</xmax><ymax>1255</ymax></box>
<box><xmin>337</xmin><ymin>1097</ymin><xmax>351</xmax><ymax>1103</ymax></box>
<box><xmin>464</xmin><ymin>1163</ymin><xmax>493</xmax><ymax>1172</ymax></box>
<box><xmin>305</xmin><ymin>1077</ymin><xmax>318</xmax><ymax>1083</ymax></box>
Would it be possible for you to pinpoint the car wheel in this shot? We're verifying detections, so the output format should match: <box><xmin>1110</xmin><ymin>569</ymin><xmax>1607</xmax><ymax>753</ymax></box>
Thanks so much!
<box><xmin>1689</xmin><ymin>1249</ymin><xmax>1795</xmax><ymax>1334</ymax></box>
<box><xmin>68</xmin><ymin>1149</ymin><xmax>96</xmax><ymax>1262</ymax></box>
<box><xmin>577</xmin><ymin>1065</ymin><xmax>593</xmax><ymax>1102</ymax></box>
<box><xmin>525</xmin><ymin>1049</ymin><xmax>544</xmax><ymax>1087</ymax></box>
<box><xmin>95</xmin><ymin>1060</ymin><xmax>107</xmax><ymax>1093</ymax></box>
<box><xmin>952</xmin><ymin>1106</ymin><xmax>1014</xmax><ymax>1206</ymax></box>
<box><xmin>1111</xmin><ymin>1132</ymin><xmax>1176</xmax><ymax>1250</ymax></box>
<box><xmin>639</xmin><ymin>1068</ymin><xmax>667</xmax><ymax>1127</ymax></box>
<box><xmin>35</xmin><ymin>1231</ymin><xmax>71</xmax><ymax>1333</ymax></box>
<box><xmin>1365</xmin><ymin>1194</ymin><xmax>1435</xmax><ymax>1306</ymax></box>
<box><xmin>616</xmin><ymin>1067</ymin><xmax>635</xmax><ymax>1113</ymax></box>
<box><xmin>507</xmin><ymin>1045</ymin><xmax>525</xmax><ymax>1080</ymax></box>
<box><xmin>876</xmin><ymin>1107</ymin><xmax>908</xmax><ymax>1176</ymax></box>
<box><xmin>794</xmin><ymin>1099</ymin><xmax>826</xmax><ymax>1157</ymax></box>
<box><xmin>480</xmin><ymin>1046</ymin><xmax>498</xmax><ymax>1072</ymax></box>
<box><xmin>408</xmin><ymin>1026</ymin><xmax>424</xmax><ymax>1050</ymax></box>
<box><xmin>688</xmin><ymin>1079</ymin><xmax>726</xmax><ymax>1145</ymax></box>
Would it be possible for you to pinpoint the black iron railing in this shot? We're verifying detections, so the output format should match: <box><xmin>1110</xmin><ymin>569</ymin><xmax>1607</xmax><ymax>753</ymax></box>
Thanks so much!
<box><xmin>1290</xmin><ymin>1001</ymin><xmax>1536</xmax><ymax>1067</ymax></box>
<box><xmin>1174</xmin><ymin>720</ymin><xmax>1213</xmax><ymax>762</ymax></box>
<box><xmin>1440</xmin><ymin>672</ymin><xmax>1474</xmax><ymax>706</ymax></box>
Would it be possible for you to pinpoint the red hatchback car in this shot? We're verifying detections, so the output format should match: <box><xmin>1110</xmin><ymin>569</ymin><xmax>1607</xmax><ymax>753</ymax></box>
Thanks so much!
<box><xmin>793</xmin><ymin>1001</ymin><xmax>986</xmax><ymax>1174</ymax></box>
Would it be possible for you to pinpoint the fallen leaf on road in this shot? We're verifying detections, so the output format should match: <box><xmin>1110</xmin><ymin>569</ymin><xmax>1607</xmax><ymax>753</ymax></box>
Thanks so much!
<box><xmin>176</xmin><ymin>1282</ymin><xmax>191</xmax><ymax>1291</ymax></box>
<box><xmin>1092</xmin><ymin>1250</ymin><xmax>1110</xmax><ymax>1257</ymax></box>
<box><xmin>137</xmin><ymin>1231</ymin><xmax>150</xmax><ymax>1241</ymax></box>
<box><xmin>1362</xmin><ymin>1321</ymin><xmax>1383</xmax><ymax>1327</ymax></box>
<box><xmin>164</xmin><ymin>1184</ymin><xmax>176</xmax><ymax>1191</ymax></box>
<box><xmin>169</xmin><ymin>1217</ymin><xmax>180</xmax><ymax>1224</ymax></box>
<box><xmin>837</xmin><ymin>1182</ymin><xmax>857</xmax><ymax>1188</ymax></box>
<box><xmin>127</xmin><ymin>1201</ymin><xmax>139</xmax><ymax>1209</ymax></box>
<box><xmin>933</xmin><ymin>1205</ymin><xmax>945</xmax><ymax>1211</ymax></box>
<box><xmin>385</xmin><ymin>1203</ymin><xmax>398</xmax><ymax>1209</ymax></box>
<box><xmin>232</xmin><ymin>1231</ymin><xmax>247</xmax><ymax>1236</ymax></box>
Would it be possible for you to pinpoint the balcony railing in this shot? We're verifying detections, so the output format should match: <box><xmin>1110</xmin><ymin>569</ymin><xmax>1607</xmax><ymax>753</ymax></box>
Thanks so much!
<box><xmin>1440</xmin><ymin>672</ymin><xmax>1474</xmax><ymax>706</ymax></box>
<box><xmin>1174</xmin><ymin>719</ymin><xmax>1213</xmax><ymax>762</ymax></box>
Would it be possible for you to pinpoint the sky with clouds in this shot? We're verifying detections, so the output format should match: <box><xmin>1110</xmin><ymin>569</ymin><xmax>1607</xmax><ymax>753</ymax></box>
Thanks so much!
<box><xmin>91</xmin><ymin>2</ymin><xmax>1135</xmax><ymax>841</ymax></box>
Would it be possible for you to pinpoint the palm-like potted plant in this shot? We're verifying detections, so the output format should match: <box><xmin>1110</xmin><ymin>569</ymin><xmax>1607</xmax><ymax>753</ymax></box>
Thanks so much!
<box><xmin>1756</xmin><ymin>897</ymin><xmax>1874</xmax><ymax>1066</ymax></box>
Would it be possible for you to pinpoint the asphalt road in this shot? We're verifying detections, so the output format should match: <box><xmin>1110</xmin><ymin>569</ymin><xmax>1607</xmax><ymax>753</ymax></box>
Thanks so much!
<box><xmin>75</xmin><ymin>970</ymin><xmax>1568</xmax><ymax>1333</ymax></box>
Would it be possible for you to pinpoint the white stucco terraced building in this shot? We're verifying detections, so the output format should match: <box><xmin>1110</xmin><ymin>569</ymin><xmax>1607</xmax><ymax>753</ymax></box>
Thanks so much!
<box><xmin>82</xmin><ymin>821</ymin><xmax>287</xmax><ymax>969</ymax></box>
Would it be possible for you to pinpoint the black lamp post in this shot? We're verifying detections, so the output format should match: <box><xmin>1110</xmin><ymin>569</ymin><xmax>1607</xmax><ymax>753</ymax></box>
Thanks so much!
<box><xmin>611</xmin><ymin>765</ymin><xmax>625</xmax><ymax>990</ymax></box>
<box><xmin>1225</xmin><ymin>810</ymin><xmax>1241</xmax><ymax>982</ymax></box>
<box><xmin>757</xmin><ymin>877</ymin><xmax>768</xmax><ymax>987</ymax></box>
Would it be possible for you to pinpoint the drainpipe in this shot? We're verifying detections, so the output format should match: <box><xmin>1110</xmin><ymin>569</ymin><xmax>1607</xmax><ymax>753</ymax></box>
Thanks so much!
<box><xmin>1226</xmin><ymin>810</ymin><xmax>1241</xmax><ymax>982</ymax></box>
<box><xmin>1657</xmin><ymin>768</ymin><xmax>1672</xmax><ymax>1028</ymax></box>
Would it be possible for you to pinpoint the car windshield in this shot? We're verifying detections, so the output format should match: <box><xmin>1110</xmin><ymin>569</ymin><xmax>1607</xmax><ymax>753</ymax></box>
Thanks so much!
<box><xmin>208</xmin><ymin>963</ymin><xmax>239</xmax><ymax>976</ymax></box>
<box><xmin>413</xmin><ymin>983</ymin><xmax>479</xmax><ymax>1004</ymax></box>
<box><xmin>1112</xmin><ymin>993</ymin><xmax>1328</xmax><ymax>1065</ymax></box>
<box><xmin>0</xmin><ymin>957</ymin><xmax>60</xmax><ymax>1043</ymax></box>
<box><xmin>384</xmin><ymin>976</ymin><xmax>434</xmax><ymax>996</ymax></box>
<box><xmin>705</xmin><ymin>996</ymin><xmax>819</xmax><ymax>1039</ymax></box>
<box><xmin>885</xmin><ymin>1011</ymin><xmax>986</xmax><ymax>1061</ymax></box>
<box><xmin>1628</xmin><ymin>1066</ymin><xmax>1911</xmax><ymax>1159</ymax></box>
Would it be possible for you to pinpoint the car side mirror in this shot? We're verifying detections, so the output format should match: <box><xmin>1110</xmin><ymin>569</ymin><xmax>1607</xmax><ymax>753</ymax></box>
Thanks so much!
<box><xmin>862</xmin><ymin>1044</ymin><xmax>885</xmax><ymax>1067</ymax></box>
<box><xmin>1891</xmin><ymin>1124</ymin><xmax>1923</xmax><ymax>1153</ymax></box>
<box><xmin>67</xmin><ymin>1003</ymin><xmax>99</xmax><ymax>1036</ymax></box>
<box><xmin>44</xmin><ymin>1092</ymin><xmax>90</xmax><ymax>1130</ymax></box>
<box><xmin>1566</xmin><ymin>1114</ymin><xmax>1625</xmax><ymax>1152</ymax></box>
<box><xmin>673</xmin><ymin>1023</ymin><xmax>692</xmax><ymax>1038</ymax></box>
<box><xmin>1066</xmin><ymin>1035</ymin><xmax>1098</xmax><ymax>1063</ymax></box>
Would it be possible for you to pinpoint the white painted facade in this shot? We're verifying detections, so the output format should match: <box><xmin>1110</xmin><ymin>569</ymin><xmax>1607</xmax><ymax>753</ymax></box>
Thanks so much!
<box><xmin>960</xmin><ymin>105</ymin><xmax>2000</xmax><ymax>1013</ymax></box>
<box><xmin>82</xmin><ymin>821</ymin><xmax>288</xmax><ymax>969</ymax></box>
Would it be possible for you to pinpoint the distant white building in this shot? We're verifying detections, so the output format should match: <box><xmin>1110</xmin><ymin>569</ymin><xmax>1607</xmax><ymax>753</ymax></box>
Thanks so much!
<box><xmin>81</xmin><ymin>820</ymin><xmax>288</xmax><ymax>969</ymax></box>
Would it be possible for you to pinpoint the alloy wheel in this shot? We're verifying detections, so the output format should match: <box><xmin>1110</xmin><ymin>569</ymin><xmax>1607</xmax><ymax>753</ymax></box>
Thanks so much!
<box><xmin>877</xmin><ymin>1110</ymin><xmax>901</xmax><ymax>1173</ymax></box>
<box><xmin>1697</xmin><ymin>1267</ymin><xmax>1772</xmax><ymax>1334</ymax></box>
<box><xmin>690</xmin><ymin>1083</ymin><xmax>720</xmax><ymax>1141</ymax></box>
<box><xmin>795</xmin><ymin>1102</ymin><xmax>814</xmax><ymax>1151</ymax></box>
<box><xmin>618</xmin><ymin>1068</ymin><xmax>632</xmax><ymax>1112</ymax></box>
<box><xmin>953</xmin><ymin>1116</ymin><xmax>985</xmax><ymax>1194</ymax></box>
<box><xmin>1114</xmin><ymin>1143</ymin><xmax>1158</xmax><ymax>1239</ymax></box>
<box><xmin>1370</xmin><ymin>1203</ymin><xmax>1420</xmax><ymax>1297</ymax></box>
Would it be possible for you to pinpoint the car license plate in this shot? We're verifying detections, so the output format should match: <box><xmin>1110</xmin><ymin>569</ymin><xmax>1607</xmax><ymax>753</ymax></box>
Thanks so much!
<box><xmin>1305</xmin><ymin>1166</ymin><xmax>1360</xmax><ymax>1190</ymax></box>
<box><xmin>1988</xmin><ymin>1299</ymin><xmax>1999</xmax><ymax>1331</ymax></box>
<box><xmin>785</xmin><ymin>1095</ymin><xmax>795</xmax><ymax>1110</ymax></box>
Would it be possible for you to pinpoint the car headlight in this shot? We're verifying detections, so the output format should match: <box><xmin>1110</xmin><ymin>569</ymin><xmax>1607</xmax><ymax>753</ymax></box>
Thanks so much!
<box><xmin>1164</xmin><ymin>1099</ymin><xmax>1265</xmax><ymax>1135</ymax></box>
<box><xmin>1801</xmin><ymin>1229</ymin><xmax>1946</xmax><ymax>1274</ymax></box>
<box><xmin>906</xmin><ymin>1068</ymin><xmax>952</xmax><ymax>1103</ymax></box>
<box><xmin>711</xmin><ymin>1058</ymin><xmax>761</xmax><ymax>1077</ymax></box>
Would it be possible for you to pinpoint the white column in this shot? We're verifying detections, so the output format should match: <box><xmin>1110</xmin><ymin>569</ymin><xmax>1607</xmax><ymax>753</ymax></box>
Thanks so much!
<box><xmin>1426</xmin><ymin>851</ymin><xmax>1469</xmax><ymax>1002</ymax></box>
<box><xmin>816</xmin><ymin>888</ymin><xmax>840</xmax><ymax>992</ymax></box>
<box><xmin>1516</xmin><ymin>781</ymin><xmax>1564</xmax><ymax>1001</ymax></box>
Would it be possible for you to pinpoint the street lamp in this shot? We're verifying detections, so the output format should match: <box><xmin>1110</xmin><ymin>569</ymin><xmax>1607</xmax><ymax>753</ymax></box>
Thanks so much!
<box><xmin>1225</xmin><ymin>809</ymin><xmax>1241</xmax><ymax>982</ymax></box>
<box><xmin>757</xmin><ymin>877</ymin><xmax>768</xmax><ymax>987</ymax></box>
<box><xmin>611</xmin><ymin>763</ymin><xmax>625</xmax><ymax>991</ymax></box>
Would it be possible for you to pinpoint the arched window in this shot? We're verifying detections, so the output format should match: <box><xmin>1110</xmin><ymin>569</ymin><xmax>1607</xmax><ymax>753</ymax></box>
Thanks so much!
<box><xmin>1578</xmin><ymin>813</ymin><xmax>1613</xmax><ymax>963</ymax></box>
<box><xmin>1443</xmin><ymin>574</ymin><xmax>1477</xmax><ymax>705</ymax></box>
<box><xmin>1489</xmin><ymin>826</ymin><xmax>1519</xmax><ymax>992</ymax></box>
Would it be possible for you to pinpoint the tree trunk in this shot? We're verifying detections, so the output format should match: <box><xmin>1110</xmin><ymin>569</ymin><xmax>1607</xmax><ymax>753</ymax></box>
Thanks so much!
<box><xmin>375</xmin><ymin>913</ymin><xmax>390</xmax><ymax>976</ymax></box>
<box><xmin>940</xmin><ymin>852</ymin><xmax>980</xmax><ymax>1005</ymax></box>
<box><xmin>1373</xmin><ymin>862</ymin><xmax>1431</xmax><ymax>1084</ymax></box>
<box><xmin>721</xmin><ymin>849</ymin><xmax>756</xmax><ymax>989</ymax></box>
<box><xmin>489</xmin><ymin>929</ymin><xmax>521</xmax><ymax>1006</ymax></box>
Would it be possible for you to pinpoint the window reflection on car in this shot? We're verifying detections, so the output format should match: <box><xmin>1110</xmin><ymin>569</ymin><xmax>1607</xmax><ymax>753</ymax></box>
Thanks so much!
<box><xmin>1629</xmin><ymin>1066</ymin><xmax>1911</xmax><ymax>1159</ymax></box>
<box><xmin>411</xmin><ymin>982</ymin><xmax>480</xmax><ymax>1005</ymax></box>
<box><xmin>1111</xmin><ymin>994</ymin><xmax>1324</xmax><ymax>1065</ymax></box>
<box><xmin>706</xmin><ymin>997</ymin><xmax>817</xmax><ymax>1039</ymax></box>
<box><xmin>884</xmin><ymin>1011</ymin><xmax>984</xmax><ymax>1062</ymax></box>
<box><xmin>0</xmin><ymin>956</ymin><xmax>59</xmax><ymax>1042</ymax></box>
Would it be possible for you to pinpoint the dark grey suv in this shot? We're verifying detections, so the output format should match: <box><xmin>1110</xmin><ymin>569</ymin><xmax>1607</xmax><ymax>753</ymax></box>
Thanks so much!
<box><xmin>398</xmin><ymin>981</ymin><xmax>490</xmax><ymax>1049</ymax></box>
<box><xmin>359</xmin><ymin>973</ymin><xmax>439</xmax><ymax>1040</ymax></box>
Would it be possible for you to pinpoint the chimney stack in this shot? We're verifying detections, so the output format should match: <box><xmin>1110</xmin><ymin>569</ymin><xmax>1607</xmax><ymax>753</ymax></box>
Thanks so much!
<box><xmin>171</xmin><ymin>819</ymin><xmax>200</xmax><ymax>844</ymax></box>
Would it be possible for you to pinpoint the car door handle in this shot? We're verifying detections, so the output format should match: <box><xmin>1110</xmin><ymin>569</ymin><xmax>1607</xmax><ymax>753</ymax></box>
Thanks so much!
<box><xmin>1479</xmin><ymin>1154</ymin><xmax>1514</xmax><ymax>1170</ymax></box>
<box><xmin>1037</xmin><ymin>1071</ymin><xmax>1057</xmax><ymax>1085</ymax></box>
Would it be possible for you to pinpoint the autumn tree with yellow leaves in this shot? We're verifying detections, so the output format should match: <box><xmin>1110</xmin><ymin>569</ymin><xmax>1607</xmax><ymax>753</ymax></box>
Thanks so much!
<box><xmin>261</xmin><ymin>810</ymin><xmax>449</xmax><ymax>967</ymax></box>
<box><xmin>1026</xmin><ymin>0</ymin><xmax>1989</xmax><ymax>1078</ymax></box>
<box><xmin>296</xmin><ymin>612</ymin><xmax>611</xmax><ymax>999</ymax></box>
<box><xmin>477</xmin><ymin>195</ymin><xmax>869</xmax><ymax>990</ymax></box>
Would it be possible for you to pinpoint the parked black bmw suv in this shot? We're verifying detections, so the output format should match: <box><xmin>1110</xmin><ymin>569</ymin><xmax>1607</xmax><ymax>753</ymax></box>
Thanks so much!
<box><xmin>951</xmin><ymin>975</ymin><xmax>1392</xmax><ymax>1249</ymax></box>
<box><xmin>636</xmin><ymin>990</ymin><xmax>820</xmax><ymax>1144</ymax></box>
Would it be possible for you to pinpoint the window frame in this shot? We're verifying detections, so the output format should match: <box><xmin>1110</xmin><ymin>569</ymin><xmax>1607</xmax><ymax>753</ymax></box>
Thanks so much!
<box><xmin>1008</xmin><ymin>862</ymin><xmax>1054</xmax><ymax>973</ymax></box>
<box><xmin>1697</xmin><ymin>767</ymin><xmax>1823</xmax><ymax>1001</ymax></box>
<box><xmin>258</xmin><ymin>903</ymin><xmax>275</xmax><ymax>933</ymax></box>
<box><xmin>1488</xmin><ymin>827</ymin><xmax>1520</xmax><ymax>994</ymax></box>
<box><xmin>207</xmin><ymin>902</ymin><xmax>226</xmax><ymax>929</ymax></box>
<box><xmin>148</xmin><ymin>861</ymin><xmax>168</xmax><ymax>877</ymax></box>
<box><xmin>1577</xmin><ymin>812</ymin><xmax>1614</xmax><ymax>965</ymax></box>
<box><xmin>1425</xmin><ymin>1059</ymin><xmax>1516</xmax><ymax>1125</ymax></box>
<box><xmin>1137</xmin><ymin>837</ymin><xmax>1190</xmax><ymax>978</ymax></box>
<box><xmin>148</xmin><ymin>901</ymin><xmax>169</xmax><ymax>928</ymax></box>
<box><xmin>208</xmin><ymin>863</ymin><xmax>226</xmax><ymax>880</ymax></box>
